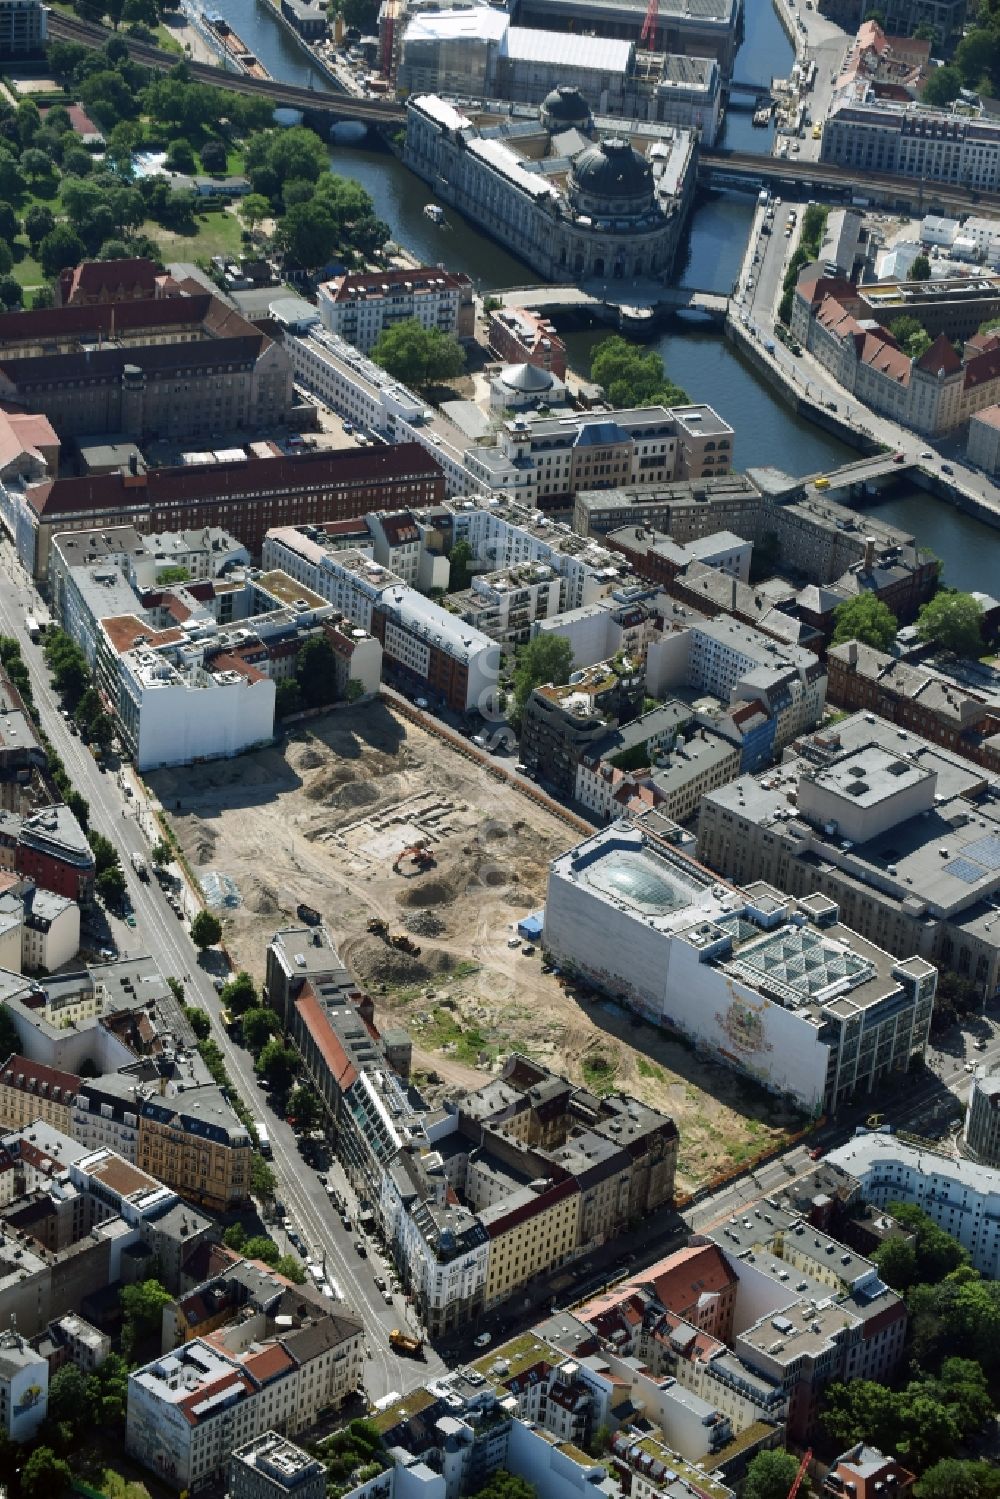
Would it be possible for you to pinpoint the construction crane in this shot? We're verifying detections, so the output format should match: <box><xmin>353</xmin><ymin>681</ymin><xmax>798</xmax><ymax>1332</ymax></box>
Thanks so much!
<box><xmin>787</xmin><ymin>1449</ymin><xmax>812</xmax><ymax>1499</ymax></box>
<box><xmin>640</xmin><ymin>0</ymin><xmax>658</xmax><ymax>50</ymax></box>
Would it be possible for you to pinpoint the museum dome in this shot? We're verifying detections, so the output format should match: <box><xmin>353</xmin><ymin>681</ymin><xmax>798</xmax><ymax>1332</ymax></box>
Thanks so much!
<box><xmin>540</xmin><ymin>86</ymin><xmax>592</xmax><ymax>131</ymax></box>
<box><xmin>498</xmin><ymin>362</ymin><xmax>554</xmax><ymax>393</ymax></box>
<box><xmin>571</xmin><ymin>138</ymin><xmax>653</xmax><ymax>202</ymax></box>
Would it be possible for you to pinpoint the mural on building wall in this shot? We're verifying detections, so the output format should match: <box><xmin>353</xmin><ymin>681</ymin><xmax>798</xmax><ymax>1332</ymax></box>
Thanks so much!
<box><xmin>714</xmin><ymin>996</ymin><xmax>774</xmax><ymax>1059</ymax></box>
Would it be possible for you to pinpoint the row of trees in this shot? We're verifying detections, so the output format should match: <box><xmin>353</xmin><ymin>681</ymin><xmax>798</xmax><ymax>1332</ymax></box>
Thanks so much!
<box><xmin>777</xmin><ymin>203</ymin><xmax>830</xmax><ymax>324</ymax></box>
<box><xmin>830</xmin><ymin>588</ymin><xmax>985</xmax><ymax>657</ymax></box>
<box><xmin>589</xmin><ymin>334</ymin><xmax>688</xmax><ymax>408</ymax></box>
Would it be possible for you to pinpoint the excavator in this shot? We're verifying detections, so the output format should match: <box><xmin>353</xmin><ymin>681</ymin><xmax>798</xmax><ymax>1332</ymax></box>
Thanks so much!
<box><xmin>393</xmin><ymin>842</ymin><xmax>436</xmax><ymax>874</ymax></box>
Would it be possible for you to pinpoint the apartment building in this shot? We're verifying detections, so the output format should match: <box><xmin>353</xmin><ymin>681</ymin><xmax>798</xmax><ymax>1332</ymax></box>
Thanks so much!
<box><xmin>822</xmin><ymin>93</ymin><xmax>1000</xmax><ymax>192</ymax></box>
<box><xmin>465</xmin><ymin>406</ymin><xmax>734</xmax><ymax>508</ymax></box>
<box><xmin>127</xmin><ymin>1306</ymin><xmax>365</xmax><ymax>1493</ymax></box>
<box><xmin>0</xmin><ymin>803</ymin><xmax>95</xmax><ymax>905</ymax></box>
<box><xmin>0</xmin><ymin>0</ymin><xmax>47</xmax><ymax>54</ymax></box>
<box><xmin>964</xmin><ymin>1071</ymin><xmax>1000</xmax><ymax>1169</ymax></box>
<box><xmin>230</xmin><ymin>1432</ymin><xmax>327</xmax><ymax>1499</ymax></box>
<box><xmin>827</xmin><ymin>639</ymin><xmax>1000</xmax><ymax>774</ymax></box>
<box><xmin>827</xmin><ymin>1129</ymin><xmax>1000</xmax><ymax>1277</ymax></box>
<box><xmin>316</xmin><ymin>268</ymin><xmax>474</xmax><ymax>351</ymax></box>
<box><xmin>577</xmin><ymin>728</ymin><xmax>741</xmax><ymax>825</ymax></box>
<box><xmin>544</xmin><ymin>815</ymin><xmax>935</xmax><ymax>1114</ymax></box>
<box><xmin>646</xmin><ymin>613</ymin><xmax>827</xmax><ymax>758</ymax></box>
<box><xmin>697</xmin><ymin>711</ymin><xmax>1000</xmax><ymax>1000</ymax></box>
<box><xmin>0</xmin><ymin>1056</ymin><xmax>79</xmax><ymax>1136</ymax></box>
<box><xmin>383</xmin><ymin>1054</ymin><xmax>678</xmax><ymax>1333</ymax></box>
<box><xmin>518</xmin><ymin>661</ymin><xmax>654</xmax><ymax>794</ymax></box>
<box><xmin>71</xmin><ymin>1071</ymin><xmax>148</xmax><ymax>1163</ymax></box>
<box><xmin>262</xmin><ymin>527</ymin><xmax>498</xmax><ymax>714</ymax></box>
<box><xmin>0</xmin><ymin>1327</ymin><xmax>48</xmax><ymax>1441</ymax></box>
<box><xmin>488</xmin><ymin>307</ymin><xmax>567</xmax><ymax>380</ymax></box>
<box><xmin>137</xmin><ymin>1085</ymin><xmax>252</xmax><ymax>1213</ymax></box>
<box><xmin>0</xmin><ymin>883</ymin><xmax>80</xmax><ymax>974</ymax></box>
<box><xmin>3</xmin><ymin>445</ymin><xmax>445</xmax><ymax>579</ymax></box>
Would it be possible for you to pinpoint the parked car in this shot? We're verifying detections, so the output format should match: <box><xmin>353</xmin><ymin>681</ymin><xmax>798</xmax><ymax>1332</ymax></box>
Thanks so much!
<box><xmin>354</xmin><ymin>1240</ymin><xmax>367</xmax><ymax>1256</ymax></box>
<box><xmin>474</xmin><ymin>1332</ymin><xmax>492</xmax><ymax>1348</ymax></box>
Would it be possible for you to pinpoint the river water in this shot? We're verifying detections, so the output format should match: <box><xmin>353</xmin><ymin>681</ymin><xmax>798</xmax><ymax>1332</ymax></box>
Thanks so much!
<box><xmin>212</xmin><ymin>0</ymin><xmax>995</xmax><ymax>587</ymax></box>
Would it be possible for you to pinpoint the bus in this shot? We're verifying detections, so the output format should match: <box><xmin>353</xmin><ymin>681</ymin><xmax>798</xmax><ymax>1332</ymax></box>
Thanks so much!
<box><xmin>257</xmin><ymin>1122</ymin><xmax>271</xmax><ymax>1157</ymax></box>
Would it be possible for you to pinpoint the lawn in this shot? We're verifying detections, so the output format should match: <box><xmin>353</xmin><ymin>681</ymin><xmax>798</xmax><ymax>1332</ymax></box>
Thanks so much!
<box><xmin>73</xmin><ymin>1462</ymin><xmax>153</xmax><ymax>1499</ymax></box>
<box><xmin>11</xmin><ymin>241</ymin><xmax>44</xmax><ymax>293</ymax></box>
<box><xmin>141</xmin><ymin>206</ymin><xmax>245</xmax><ymax>263</ymax></box>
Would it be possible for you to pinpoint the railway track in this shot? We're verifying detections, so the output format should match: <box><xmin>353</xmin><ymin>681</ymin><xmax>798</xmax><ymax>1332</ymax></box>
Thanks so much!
<box><xmin>48</xmin><ymin>10</ymin><xmax>405</xmax><ymax>125</ymax></box>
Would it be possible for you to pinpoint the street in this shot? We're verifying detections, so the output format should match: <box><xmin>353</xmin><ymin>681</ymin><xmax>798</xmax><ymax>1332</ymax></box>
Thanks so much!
<box><xmin>0</xmin><ymin>537</ymin><xmax>443</xmax><ymax>1404</ymax></box>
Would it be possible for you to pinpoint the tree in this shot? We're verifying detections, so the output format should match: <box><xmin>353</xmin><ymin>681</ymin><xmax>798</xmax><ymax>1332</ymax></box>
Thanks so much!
<box><xmin>87</xmin><ymin>831</ymin><xmax>120</xmax><ymax>877</ymax></box>
<box><xmin>873</xmin><ymin>1234</ymin><xmax>918</xmax><ymax>1291</ymax></box>
<box><xmin>911</xmin><ymin>253</ymin><xmax>932</xmax><ymax>281</ymax></box>
<box><xmin>514</xmin><ymin>634</ymin><xmax>574</xmax><ymax>717</ymax></box>
<box><xmin>916</xmin><ymin>1459</ymin><xmax>1000</xmax><ymax>1499</ymax></box>
<box><xmin>63</xmin><ymin>145</ymin><xmax>95</xmax><ymax>179</ymax></box>
<box><xmin>447</xmin><ymin>539</ymin><xmax>474</xmax><ymax>592</ymax></box>
<box><xmin>956</xmin><ymin>29</ymin><xmax>1000</xmax><ymax>92</ymax></box>
<box><xmin>0</xmin><ymin>275</ymin><xmax>21</xmax><ymax>311</ymax></box>
<box><xmin>199</xmin><ymin>137</ymin><xmax>227</xmax><ymax>174</ymax></box>
<box><xmin>165</xmin><ymin>136</ymin><xmax>195</xmax><ymax>173</ymax></box>
<box><xmin>922</xmin><ymin>64</ymin><xmax>963</xmax><ymax>106</ymax></box>
<box><xmin>888</xmin><ymin>1202</ymin><xmax>970</xmax><ymax>1281</ymax></box>
<box><xmin>0</xmin><ymin>201</ymin><xmax>17</xmax><ymax>243</ymax></box>
<box><xmin>48</xmin><ymin>1364</ymin><xmax>96</xmax><ymax>1432</ymax></box>
<box><xmin>97</xmin><ymin>866</ymin><xmax>127</xmax><ymax>905</ymax></box>
<box><xmin>239</xmin><ymin>191</ymin><xmax>271</xmax><ymax>237</ymax></box>
<box><xmin>251</xmin><ymin>1152</ymin><xmax>276</xmax><ymax>1198</ymax></box>
<box><xmin>470</xmin><ymin>1475</ymin><xmax>536</xmax><ymax>1499</ymax></box>
<box><xmin>276</xmin><ymin>677</ymin><xmax>303</xmax><ymax>719</ymax></box>
<box><xmin>243</xmin><ymin>1234</ymin><xmax>280</xmax><ymax>1265</ymax></box>
<box><xmin>39</xmin><ymin>225</ymin><xmax>86</xmax><ymax>279</ymax></box>
<box><xmin>120</xmin><ymin>1277</ymin><xmax>171</xmax><ymax>1361</ymax></box>
<box><xmin>20</xmin><ymin>147</ymin><xmax>54</xmax><ymax>183</ymax></box>
<box><xmin>78</xmin><ymin>68</ymin><xmax>139</xmax><ymax>131</ymax></box>
<box><xmin>24</xmin><ymin>202</ymin><xmax>55</xmax><ymax>251</ymax></box>
<box><xmin>222</xmin><ymin>1222</ymin><xmax>246</xmax><ymax>1250</ymax></box>
<box><xmin>21</xmin><ymin>1447</ymin><xmax>71</xmax><ymax>1499</ymax></box>
<box><xmin>278</xmin><ymin>200</ymin><xmax>338</xmax><ymax>269</ymax></box>
<box><xmin>184</xmin><ymin>1005</ymin><xmax>211</xmax><ymax>1040</ymax></box>
<box><xmin>589</xmin><ymin>334</ymin><xmax>688</xmax><ymax>408</ymax></box>
<box><xmin>220</xmin><ymin>970</ymin><xmax>257</xmax><ymax>1015</ymax></box>
<box><xmin>66</xmin><ymin>789</ymin><xmax>89</xmax><ymax>830</ymax></box>
<box><xmin>831</xmin><ymin>594</ymin><xmax>898</xmax><ymax>651</ymax></box>
<box><xmin>242</xmin><ymin>1005</ymin><xmax>278</xmax><ymax>1053</ymax></box>
<box><xmin>296</xmin><ymin>634</ymin><xmax>340</xmax><ymax>709</ymax></box>
<box><xmin>275</xmin><ymin>1252</ymin><xmax>307</xmax><ymax>1284</ymax></box>
<box><xmin>371</xmin><ymin>319</ymin><xmax>465</xmax><ymax>388</ymax></box>
<box><xmin>151</xmin><ymin>839</ymin><xmax>171</xmax><ymax>867</ymax></box>
<box><xmin>916</xmin><ymin>592</ymin><xmax>984</xmax><ymax>656</ymax></box>
<box><xmin>257</xmin><ymin>1038</ymin><xmax>298</xmax><ymax>1091</ymax></box>
<box><xmin>190</xmin><ymin>909</ymin><xmax>222</xmax><ymax>949</ymax></box>
<box><xmin>890</xmin><ymin>314</ymin><xmax>932</xmax><ymax>359</ymax></box>
<box><xmin>742</xmin><ymin>1450</ymin><xmax>802</xmax><ymax>1499</ymax></box>
<box><xmin>287</xmin><ymin>1083</ymin><xmax>320</xmax><ymax>1130</ymax></box>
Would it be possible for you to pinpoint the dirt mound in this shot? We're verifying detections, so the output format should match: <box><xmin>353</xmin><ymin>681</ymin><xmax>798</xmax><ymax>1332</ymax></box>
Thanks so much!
<box><xmin>405</xmin><ymin>911</ymin><xmax>447</xmax><ymax>937</ymax></box>
<box><xmin>244</xmin><ymin>878</ymin><xmax>282</xmax><ymax>915</ymax></box>
<box><xmin>350</xmin><ymin>938</ymin><xmax>432</xmax><ymax>985</ymax></box>
<box><xmin>293</xmin><ymin>745</ymin><xmax>325</xmax><ymax>771</ymax></box>
<box><xmin>330</xmin><ymin>780</ymin><xmax>380</xmax><ymax>810</ymax></box>
<box><xmin>190</xmin><ymin>827</ymin><xmax>217</xmax><ymax>865</ymax></box>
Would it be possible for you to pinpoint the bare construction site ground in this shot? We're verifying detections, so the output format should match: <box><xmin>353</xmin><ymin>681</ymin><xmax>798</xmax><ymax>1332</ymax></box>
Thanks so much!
<box><xmin>150</xmin><ymin>701</ymin><xmax>797</xmax><ymax>1192</ymax></box>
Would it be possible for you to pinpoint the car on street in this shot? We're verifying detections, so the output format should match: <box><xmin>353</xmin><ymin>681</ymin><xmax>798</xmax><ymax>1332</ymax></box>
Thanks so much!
<box><xmin>808</xmin><ymin>1146</ymin><xmax>824</xmax><ymax>1160</ymax></box>
<box><xmin>212</xmin><ymin>976</ymin><xmax>224</xmax><ymax>992</ymax></box>
<box><xmin>355</xmin><ymin>1240</ymin><xmax>367</xmax><ymax>1256</ymax></box>
<box><xmin>474</xmin><ymin>1332</ymin><xmax>492</xmax><ymax>1348</ymax></box>
<box><xmin>919</xmin><ymin>451</ymin><xmax>933</xmax><ymax>458</ymax></box>
<box><xmin>941</xmin><ymin>463</ymin><xmax>954</xmax><ymax>474</ymax></box>
<box><xmin>341</xmin><ymin>1214</ymin><xmax>352</xmax><ymax>1231</ymax></box>
<box><xmin>383</xmin><ymin>1290</ymin><xmax>393</xmax><ymax>1305</ymax></box>
<box><xmin>125</xmin><ymin>915</ymin><xmax>137</xmax><ymax>928</ymax></box>
<box><xmin>374</xmin><ymin>1275</ymin><xmax>387</xmax><ymax>1290</ymax></box>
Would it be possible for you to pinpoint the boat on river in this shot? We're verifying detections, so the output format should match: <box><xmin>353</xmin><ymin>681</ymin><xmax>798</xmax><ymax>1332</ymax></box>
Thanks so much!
<box><xmin>423</xmin><ymin>203</ymin><xmax>445</xmax><ymax>224</ymax></box>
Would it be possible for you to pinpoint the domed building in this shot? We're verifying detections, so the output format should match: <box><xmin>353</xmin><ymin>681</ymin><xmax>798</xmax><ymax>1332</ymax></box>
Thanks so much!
<box><xmin>540</xmin><ymin>86</ymin><xmax>592</xmax><ymax>135</ymax></box>
<box><xmin>405</xmin><ymin>91</ymin><xmax>698</xmax><ymax>286</ymax></box>
<box><xmin>489</xmin><ymin>359</ymin><xmax>566</xmax><ymax>411</ymax></box>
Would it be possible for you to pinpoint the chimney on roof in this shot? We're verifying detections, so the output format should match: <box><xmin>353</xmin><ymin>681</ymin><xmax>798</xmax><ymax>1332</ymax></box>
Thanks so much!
<box><xmin>847</xmin><ymin>640</ymin><xmax>858</xmax><ymax>666</ymax></box>
<box><xmin>864</xmin><ymin>536</ymin><xmax>876</xmax><ymax>572</ymax></box>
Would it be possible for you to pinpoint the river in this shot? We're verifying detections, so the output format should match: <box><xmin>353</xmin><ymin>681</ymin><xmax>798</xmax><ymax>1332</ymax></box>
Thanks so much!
<box><xmin>208</xmin><ymin>0</ymin><xmax>995</xmax><ymax>588</ymax></box>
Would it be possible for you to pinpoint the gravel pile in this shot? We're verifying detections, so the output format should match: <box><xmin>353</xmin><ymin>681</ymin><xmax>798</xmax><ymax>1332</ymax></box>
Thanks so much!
<box><xmin>405</xmin><ymin>910</ymin><xmax>446</xmax><ymax>937</ymax></box>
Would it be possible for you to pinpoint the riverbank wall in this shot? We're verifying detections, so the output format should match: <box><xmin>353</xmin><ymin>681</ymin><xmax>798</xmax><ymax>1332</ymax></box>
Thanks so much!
<box><xmin>257</xmin><ymin>0</ymin><xmax>345</xmax><ymax>90</ymax></box>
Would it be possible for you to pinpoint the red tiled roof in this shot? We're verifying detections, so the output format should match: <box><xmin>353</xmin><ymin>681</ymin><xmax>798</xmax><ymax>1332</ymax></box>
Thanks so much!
<box><xmin>323</xmin><ymin>267</ymin><xmax>471</xmax><ymax>303</ymax></box>
<box><xmin>964</xmin><ymin>342</ymin><xmax>1000</xmax><ymax>390</ymax></box>
<box><xmin>60</xmin><ymin>258</ymin><xmax>158</xmax><ymax>304</ymax></box>
<box><xmin>295</xmin><ymin>988</ymin><xmax>359</xmax><ymax>1092</ymax></box>
<box><xmin>636</xmin><ymin>1244</ymin><xmax>737</xmax><ymax>1313</ymax></box>
<box><xmin>916</xmin><ymin>332</ymin><xmax>963</xmax><ymax>376</ymax></box>
<box><xmin>0</xmin><ymin>1053</ymin><xmax>80</xmax><ymax>1103</ymax></box>
<box><xmin>243</xmin><ymin>1342</ymin><xmax>295</xmax><ymax>1384</ymax></box>
<box><xmin>28</xmin><ymin>445</ymin><xmax>442</xmax><ymax>519</ymax></box>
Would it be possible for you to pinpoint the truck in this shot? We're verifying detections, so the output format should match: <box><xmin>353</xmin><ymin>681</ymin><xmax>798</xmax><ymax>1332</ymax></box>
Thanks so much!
<box><xmin>130</xmin><ymin>851</ymin><xmax>149</xmax><ymax>881</ymax></box>
<box><xmin>25</xmin><ymin>614</ymin><xmax>39</xmax><ymax>643</ymax></box>
<box><xmin>257</xmin><ymin>1122</ymin><xmax>271</xmax><ymax>1158</ymax></box>
<box><xmin>389</xmin><ymin>1329</ymin><xmax>424</xmax><ymax>1358</ymax></box>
